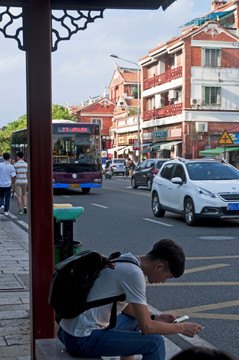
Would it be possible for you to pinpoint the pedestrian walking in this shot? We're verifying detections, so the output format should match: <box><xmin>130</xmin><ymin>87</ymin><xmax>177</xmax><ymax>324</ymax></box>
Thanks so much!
<box><xmin>58</xmin><ymin>239</ymin><xmax>202</xmax><ymax>360</ymax></box>
<box><xmin>14</xmin><ymin>151</ymin><xmax>28</xmax><ymax>215</ymax></box>
<box><xmin>0</xmin><ymin>153</ymin><xmax>16</xmax><ymax>216</ymax></box>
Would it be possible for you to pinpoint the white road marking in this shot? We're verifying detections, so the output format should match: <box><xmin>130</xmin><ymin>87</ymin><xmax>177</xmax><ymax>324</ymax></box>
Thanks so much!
<box><xmin>8</xmin><ymin>212</ymin><xmax>17</xmax><ymax>219</ymax></box>
<box><xmin>91</xmin><ymin>203</ymin><xmax>109</xmax><ymax>209</ymax></box>
<box><xmin>143</xmin><ymin>218</ymin><xmax>174</xmax><ymax>227</ymax></box>
<box><xmin>17</xmin><ymin>220</ymin><xmax>29</xmax><ymax>229</ymax></box>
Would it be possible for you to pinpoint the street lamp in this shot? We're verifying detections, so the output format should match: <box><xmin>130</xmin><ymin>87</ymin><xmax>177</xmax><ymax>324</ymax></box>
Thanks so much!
<box><xmin>110</xmin><ymin>54</ymin><xmax>141</xmax><ymax>162</ymax></box>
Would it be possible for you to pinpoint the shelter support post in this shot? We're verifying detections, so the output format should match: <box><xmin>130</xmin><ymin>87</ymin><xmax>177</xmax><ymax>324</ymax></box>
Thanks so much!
<box><xmin>25</xmin><ymin>0</ymin><xmax>55</xmax><ymax>357</ymax></box>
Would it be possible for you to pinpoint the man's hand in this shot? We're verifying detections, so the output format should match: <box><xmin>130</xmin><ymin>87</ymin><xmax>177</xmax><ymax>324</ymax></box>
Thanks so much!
<box><xmin>156</xmin><ymin>313</ymin><xmax>176</xmax><ymax>323</ymax></box>
<box><xmin>179</xmin><ymin>322</ymin><xmax>202</xmax><ymax>337</ymax></box>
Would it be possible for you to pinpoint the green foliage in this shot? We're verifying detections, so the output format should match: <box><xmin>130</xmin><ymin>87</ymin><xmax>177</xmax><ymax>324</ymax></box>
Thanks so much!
<box><xmin>52</xmin><ymin>104</ymin><xmax>76</xmax><ymax>121</ymax></box>
<box><xmin>0</xmin><ymin>115</ymin><xmax>27</xmax><ymax>154</ymax></box>
<box><xmin>0</xmin><ymin>105</ymin><xmax>75</xmax><ymax>154</ymax></box>
<box><xmin>128</xmin><ymin>108</ymin><xmax>138</xmax><ymax>115</ymax></box>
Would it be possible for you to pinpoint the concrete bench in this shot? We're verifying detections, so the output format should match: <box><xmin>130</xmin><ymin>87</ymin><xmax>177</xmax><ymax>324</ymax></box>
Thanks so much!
<box><xmin>35</xmin><ymin>338</ymin><xmax>101</xmax><ymax>360</ymax></box>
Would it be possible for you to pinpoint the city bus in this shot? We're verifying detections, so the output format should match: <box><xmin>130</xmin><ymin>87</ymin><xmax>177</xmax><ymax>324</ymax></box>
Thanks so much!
<box><xmin>11</xmin><ymin>120</ymin><xmax>102</xmax><ymax>193</ymax></box>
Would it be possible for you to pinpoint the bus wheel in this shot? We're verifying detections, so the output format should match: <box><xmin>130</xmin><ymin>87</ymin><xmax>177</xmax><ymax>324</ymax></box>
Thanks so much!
<box><xmin>82</xmin><ymin>188</ymin><xmax>90</xmax><ymax>194</ymax></box>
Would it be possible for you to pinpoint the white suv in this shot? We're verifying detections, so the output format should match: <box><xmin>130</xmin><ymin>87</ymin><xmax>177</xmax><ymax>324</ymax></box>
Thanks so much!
<box><xmin>151</xmin><ymin>158</ymin><xmax>239</xmax><ymax>226</ymax></box>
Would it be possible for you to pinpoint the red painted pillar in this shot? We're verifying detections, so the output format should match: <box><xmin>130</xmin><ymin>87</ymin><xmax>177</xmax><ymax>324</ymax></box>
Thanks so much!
<box><xmin>25</xmin><ymin>0</ymin><xmax>55</xmax><ymax>357</ymax></box>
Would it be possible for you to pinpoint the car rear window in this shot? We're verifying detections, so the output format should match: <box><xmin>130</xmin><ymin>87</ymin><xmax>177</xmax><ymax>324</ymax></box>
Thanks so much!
<box><xmin>186</xmin><ymin>162</ymin><xmax>239</xmax><ymax>180</ymax></box>
<box><xmin>113</xmin><ymin>159</ymin><xmax>124</xmax><ymax>164</ymax></box>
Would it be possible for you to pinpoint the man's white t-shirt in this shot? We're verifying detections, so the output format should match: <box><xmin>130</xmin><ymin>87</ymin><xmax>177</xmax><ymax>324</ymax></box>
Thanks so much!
<box><xmin>60</xmin><ymin>253</ymin><xmax>147</xmax><ymax>337</ymax></box>
<box><xmin>0</xmin><ymin>162</ymin><xmax>16</xmax><ymax>187</ymax></box>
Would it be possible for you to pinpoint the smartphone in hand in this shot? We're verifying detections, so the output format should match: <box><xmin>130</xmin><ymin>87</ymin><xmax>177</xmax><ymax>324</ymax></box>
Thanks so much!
<box><xmin>173</xmin><ymin>315</ymin><xmax>189</xmax><ymax>323</ymax></box>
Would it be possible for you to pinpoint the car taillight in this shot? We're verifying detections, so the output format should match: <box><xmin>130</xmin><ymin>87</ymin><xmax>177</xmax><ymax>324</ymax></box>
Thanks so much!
<box><xmin>152</xmin><ymin>168</ymin><xmax>159</xmax><ymax>175</ymax></box>
<box><xmin>113</xmin><ymin>165</ymin><xmax>117</xmax><ymax>167</ymax></box>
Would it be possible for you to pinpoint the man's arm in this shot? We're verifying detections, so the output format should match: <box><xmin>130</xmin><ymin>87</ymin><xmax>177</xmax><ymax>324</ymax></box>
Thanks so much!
<box><xmin>125</xmin><ymin>303</ymin><xmax>201</xmax><ymax>338</ymax></box>
<box><xmin>123</xmin><ymin>303</ymin><xmax>175</xmax><ymax>323</ymax></box>
<box><xmin>11</xmin><ymin>176</ymin><xmax>16</xmax><ymax>187</ymax></box>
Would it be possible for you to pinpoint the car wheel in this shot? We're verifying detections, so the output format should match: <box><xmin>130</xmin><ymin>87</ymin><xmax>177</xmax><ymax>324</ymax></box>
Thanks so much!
<box><xmin>152</xmin><ymin>192</ymin><xmax>165</xmax><ymax>217</ymax></box>
<box><xmin>131</xmin><ymin>177</ymin><xmax>137</xmax><ymax>189</ymax></box>
<box><xmin>184</xmin><ymin>198</ymin><xmax>197</xmax><ymax>226</ymax></box>
<box><xmin>147</xmin><ymin>178</ymin><xmax>152</xmax><ymax>191</ymax></box>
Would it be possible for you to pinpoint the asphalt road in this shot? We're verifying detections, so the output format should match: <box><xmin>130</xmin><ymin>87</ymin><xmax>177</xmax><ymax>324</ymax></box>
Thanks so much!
<box><xmin>8</xmin><ymin>176</ymin><xmax>239</xmax><ymax>358</ymax></box>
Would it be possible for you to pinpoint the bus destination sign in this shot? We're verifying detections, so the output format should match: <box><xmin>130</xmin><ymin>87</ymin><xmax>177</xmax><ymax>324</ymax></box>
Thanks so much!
<box><xmin>57</xmin><ymin>127</ymin><xmax>89</xmax><ymax>133</ymax></box>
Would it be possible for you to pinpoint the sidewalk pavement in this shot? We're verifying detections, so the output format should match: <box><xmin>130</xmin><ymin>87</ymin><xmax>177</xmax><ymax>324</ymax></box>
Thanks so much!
<box><xmin>0</xmin><ymin>214</ymin><xmax>181</xmax><ymax>360</ymax></box>
<box><xmin>0</xmin><ymin>215</ymin><xmax>30</xmax><ymax>359</ymax></box>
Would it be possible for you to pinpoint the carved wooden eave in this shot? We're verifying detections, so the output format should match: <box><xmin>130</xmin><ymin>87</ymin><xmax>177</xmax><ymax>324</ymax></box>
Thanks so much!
<box><xmin>0</xmin><ymin>0</ymin><xmax>177</xmax><ymax>9</ymax></box>
<box><xmin>0</xmin><ymin>0</ymin><xmax>177</xmax><ymax>51</ymax></box>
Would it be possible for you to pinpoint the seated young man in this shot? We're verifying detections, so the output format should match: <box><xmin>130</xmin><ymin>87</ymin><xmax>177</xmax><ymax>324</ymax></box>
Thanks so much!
<box><xmin>58</xmin><ymin>239</ymin><xmax>202</xmax><ymax>360</ymax></box>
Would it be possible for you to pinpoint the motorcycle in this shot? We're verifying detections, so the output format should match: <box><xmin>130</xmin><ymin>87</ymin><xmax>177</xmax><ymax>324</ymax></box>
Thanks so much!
<box><xmin>103</xmin><ymin>166</ymin><xmax>113</xmax><ymax>179</ymax></box>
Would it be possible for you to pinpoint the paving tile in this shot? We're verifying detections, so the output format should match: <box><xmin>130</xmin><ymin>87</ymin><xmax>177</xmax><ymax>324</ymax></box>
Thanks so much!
<box><xmin>0</xmin><ymin>310</ymin><xmax>29</xmax><ymax>320</ymax></box>
<box><xmin>5</xmin><ymin>334</ymin><xmax>30</xmax><ymax>346</ymax></box>
<box><xmin>0</xmin><ymin>344</ymin><xmax>30</xmax><ymax>357</ymax></box>
<box><xmin>0</xmin><ymin>335</ymin><xmax>7</xmax><ymax>346</ymax></box>
<box><xmin>0</xmin><ymin>319</ymin><xmax>30</xmax><ymax>336</ymax></box>
<box><xmin>0</xmin><ymin>274</ymin><xmax>24</xmax><ymax>290</ymax></box>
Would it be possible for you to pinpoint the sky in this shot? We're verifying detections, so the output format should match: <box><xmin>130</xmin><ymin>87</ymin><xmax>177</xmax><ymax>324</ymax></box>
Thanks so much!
<box><xmin>0</xmin><ymin>0</ymin><xmax>212</xmax><ymax>129</ymax></box>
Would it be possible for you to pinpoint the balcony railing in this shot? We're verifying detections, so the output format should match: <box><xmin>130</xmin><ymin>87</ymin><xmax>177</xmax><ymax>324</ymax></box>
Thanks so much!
<box><xmin>143</xmin><ymin>66</ymin><xmax>182</xmax><ymax>91</ymax></box>
<box><xmin>143</xmin><ymin>102</ymin><xmax>183</xmax><ymax>121</ymax></box>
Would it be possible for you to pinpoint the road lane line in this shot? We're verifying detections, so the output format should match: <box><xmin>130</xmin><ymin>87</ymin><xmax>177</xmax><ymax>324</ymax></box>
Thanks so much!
<box><xmin>147</xmin><ymin>282</ymin><xmax>239</xmax><ymax>286</ymax></box>
<box><xmin>164</xmin><ymin>300</ymin><xmax>239</xmax><ymax>321</ymax></box>
<box><xmin>91</xmin><ymin>203</ymin><xmax>109</xmax><ymax>209</ymax></box>
<box><xmin>143</xmin><ymin>218</ymin><xmax>174</xmax><ymax>227</ymax></box>
<box><xmin>167</xmin><ymin>300</ymin><xmax>239</xmax><ymax>313</ymax></box>
<box><xmin>184</xmin><ymin>264</ymin><xmax>230</xmax><ymax>274</ymax></box>
<box><xmin>187</xmin><ymin>255</ymin><xmax>239</xmax><ymax>260</ymax></box>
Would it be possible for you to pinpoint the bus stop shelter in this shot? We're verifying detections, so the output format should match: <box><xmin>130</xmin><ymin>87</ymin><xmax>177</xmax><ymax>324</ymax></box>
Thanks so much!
<box><xmin>0</xmin><ymin>0</ymin><xmax>176</xmax><ymax>357</ymax></box>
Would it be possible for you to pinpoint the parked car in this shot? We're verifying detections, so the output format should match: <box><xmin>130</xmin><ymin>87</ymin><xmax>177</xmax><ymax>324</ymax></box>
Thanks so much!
<box><xmin>0</xmin><ymin>157</ymin><xmax>3</xmax><ymax>163</ymax></box>
<box><xmin>131</xmin><ymin>159</ymin><xmax>169</xmax><ymax>190</ymax></box>
<box><xmin>110</xmin><ymin>159</ymin><xmax>126</xmax><ymax>175</ymax></box>
<box><xmin>151</xmin><ymin>158</ymin><xmax>239</xmax><ymax>226</ymax></box>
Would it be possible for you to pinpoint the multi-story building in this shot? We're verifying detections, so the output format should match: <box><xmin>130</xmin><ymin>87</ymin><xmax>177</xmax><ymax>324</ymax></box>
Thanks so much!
<box><xmin>68</xmin><ymin>90</ymin><xmax>115</xmax><ymax>150</ymax></box>
<box><xmin>109</xmin><ymin>64</ymin><xmax>141</xmax><ymax>161</ymax></box>
<box><xmin>140</xmin><ymin>0</ymin><xmax>239</xmax><ymax>160</ymax></box>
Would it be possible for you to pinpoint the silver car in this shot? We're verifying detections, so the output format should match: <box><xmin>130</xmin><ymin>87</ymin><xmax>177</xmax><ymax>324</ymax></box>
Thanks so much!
<box><xmin>110</xmin><ymin>159</ymin><xmax>126</xmax><ymax>175</ymax></box>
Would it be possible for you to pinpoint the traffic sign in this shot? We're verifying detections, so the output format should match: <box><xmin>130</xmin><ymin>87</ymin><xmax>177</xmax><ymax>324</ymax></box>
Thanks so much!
<box><xmin>218</xmin><ymin>130</ymin><xmax>234</xmax><ymax>145</ymax></box>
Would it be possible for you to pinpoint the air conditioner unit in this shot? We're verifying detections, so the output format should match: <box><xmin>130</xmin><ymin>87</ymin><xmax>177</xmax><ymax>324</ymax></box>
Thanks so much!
<box><xmin>169</xmin><ymin>90</ymin><xmax>177</xmax><ymax>99</ymax></box>
<box><xmin>195</xmin><ymin>122</ymin><xmax>208</xmax><ymax>133</ymax></box>
<box><xmin>191</xmin><ymin>98</ymin><xmax>201</xmax><ymax>106</ymax></box>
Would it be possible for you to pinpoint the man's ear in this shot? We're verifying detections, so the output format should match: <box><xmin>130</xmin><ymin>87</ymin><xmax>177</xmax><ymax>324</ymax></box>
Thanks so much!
<box><xmin>154</xmin><ymin>262</ymin><xmax>164</xmax><ymax>271</ymax></box>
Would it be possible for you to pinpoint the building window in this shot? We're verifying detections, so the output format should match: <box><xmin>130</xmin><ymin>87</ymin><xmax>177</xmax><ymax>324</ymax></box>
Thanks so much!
<box><xmin>92</xmin><ymin>118</ymin><xmax>102</xmax><ymax>129</ymax></box>
<box><xmin>203</xmin><ymin>87</ymin><xmax>221</xmax><ymax>105</ymax></box>
<box><xmin>203</xmin><ymin>48</ymin><xmax>221</xmax><ymax>67</ymax></box>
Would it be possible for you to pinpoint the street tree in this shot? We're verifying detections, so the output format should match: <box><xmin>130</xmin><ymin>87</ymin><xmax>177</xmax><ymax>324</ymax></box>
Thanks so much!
<box><xmin>0</xmin><ymin>105</ymin><xmax>75</xmax><ymax>154</ymax></box>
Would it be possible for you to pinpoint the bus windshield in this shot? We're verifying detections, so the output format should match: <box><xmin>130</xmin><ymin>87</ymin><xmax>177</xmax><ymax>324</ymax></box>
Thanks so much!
<box><xmin>52</xmin><ymin>126</ymin><xmax>101</xmax><ymax>171</ymax></box>
<box><xmin>11</xmin><ymin>121</ymin><xmax>102</xmax><ymax>192</ymax></box>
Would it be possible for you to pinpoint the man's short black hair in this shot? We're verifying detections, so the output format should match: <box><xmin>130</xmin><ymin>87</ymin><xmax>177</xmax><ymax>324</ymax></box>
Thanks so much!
<box><xmin>147</xmin><ymin>239</ymin><xmax>185</xmax><ymax>278</ymax></box>
<box><xmin>17</xmin><ymin>151</ymin><xmax>24</xmax><ymax>159</ymax></box>
<box><xmin>3</xmin><ymin>153</ymin><xmax>10</xmax><ymax>160</ymax></box>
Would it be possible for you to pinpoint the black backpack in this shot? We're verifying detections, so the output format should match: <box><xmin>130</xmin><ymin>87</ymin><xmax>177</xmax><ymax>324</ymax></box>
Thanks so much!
<box><xmin>48</xmin><ymin>250</ymin><xmax>139</xmax><ymax>328</ymax></box>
